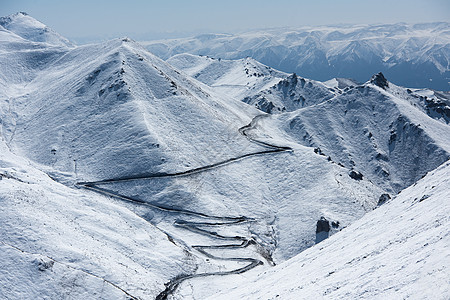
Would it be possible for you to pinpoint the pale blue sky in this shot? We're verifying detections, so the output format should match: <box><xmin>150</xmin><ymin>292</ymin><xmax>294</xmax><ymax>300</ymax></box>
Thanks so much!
<box><xmin>1</xmin><ymin>0</ymin><xmax>449</xmax><ymax>41</ymax></box>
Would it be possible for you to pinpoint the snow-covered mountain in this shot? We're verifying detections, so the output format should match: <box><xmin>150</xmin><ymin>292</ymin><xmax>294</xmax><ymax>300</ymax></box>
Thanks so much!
<box><xmin>167</xmin><ymin>53</ymin><xmax>286</xmax><ymax>100</ymax></box>
<box><xmin>168</xmin><ymin>53</ymin><xmax>450</xmax><ymax>193</ymax></box>
<box><xmin>142</xmin><ymin>23</ymin><xmax>450</xmax><ymax>91</ymax></box>
<box><xmin>2</xmin><ymin>37</ymin><xmax>267</xmax><ymax>183</ymax></box>
<box><xmin>168</xmin><ymin>54</ymin><xmax>336</xmax><ymax>113</ymax></box>
<box><xmin>0</xmin><ymin>12</ymin><xmax>73</xmax><ymax>47</ymax></box>
<box><xmin>212</xmin><ymin>159</ymin><xmax>450</xmax><ymax>299</ymax></box>
<box><xmin>275</xmin><ymin>72</ymin><xmax>450</xmax><ymax>193</ymax></box>
<box><xmin>0</xmin><ymin>13</ymin><xmax>381</xmax><ymax>299</ymax></box>
<box><xmin>1</xmin><ymin>13</ymin><xmax>449</xmax><ymax>300</ymax></box>
<box><xmin>240</xmin><ymin>73</ymin><xmax>335</xmax><ymax>113</ymax></box>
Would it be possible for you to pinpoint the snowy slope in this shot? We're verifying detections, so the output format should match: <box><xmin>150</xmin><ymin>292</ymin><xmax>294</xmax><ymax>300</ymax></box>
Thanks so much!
<box><xmin>0</xmin><ymin>139</ymin><xmax>196</xmax><ymax>299</ymax></box>
<box><xmin>168</xmin><ymin>54</ymin><xmax>336</xmax><ymax>113</ymax></box>
<box><xmin>323</xmin><ymin>77</ymin><xmax>360</xmax><ymax>91</ymax></box>
<box><xmin>167</xmin><ymin>53</ymin><xmax>286</xmax><ymax>100</ymax></box>
<box><xmin>0</xmin><ymin>11</ymin><xmax>382</xmax><ymax>268</ymax></box>
<box><xmin>275</xmin><ymin>73</ymin><xmax>450</xmax><ymax>193</ymax></box>
<box><xmin>142</xmin><ymin>23</ymin><xmax>450</xmax><ymax>90</ymax></box>
<box><xmin>161</xmin><ymin>54</ymin><xmax>450</xmax><ymax>194</ymax></box>
<box><xmin>241</xmin><ymin>73</ymin><xmax>335</xmax><ymax>113</ymax></box>
<box><xmin>212</xmin><ymin>159</ymin><xmax>450</xmax><ymax>300</ymax></box>
<box><xmin>0</xmin><ymin>24</ymin><xmax>68</xmax><ymax>97</ymax></box>
<box><xmin>1</xmin><ymin>35</ymin><xmax>267</xmax><ymax>183</ymax></box>
<box><xmin>387</xmin><ymin>84</ymin><xmax>450</xmax><ymax>124</ymax></box>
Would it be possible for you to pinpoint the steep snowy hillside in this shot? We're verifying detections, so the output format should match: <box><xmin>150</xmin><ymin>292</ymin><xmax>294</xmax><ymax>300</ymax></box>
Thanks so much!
<box><xmin>0</xmin><ymin>20</ymin><xmax>69</xmax><ymax>97</ymax></box>
<box><xmin>242</xmin><ymin>73</ymin><xmax>335</xmax><ymax>113</ymax></box>
<box><xmin>273</xmin><ymin>73</ymin><xmax>450</xmax><ymax>193</ymax></box>
<box><xmin>162</xmin><ymin>54</ymin><xmax>450</xmax><ymax>194</ymax></box>
<box><xmin>323</xmin><ymin>77</ymin><xmax>359</xmax><ymax>91</ymax></box>
<box><xmin>0</xmin><ymin>139</ymin><xmax>196</xmax><ymax>299</ymax></box>
<box><xmin>142</xmin><ymin>23</ymin><xmax>450</xmax><ymax>90</ymax></box>
<box><xmin>1</xmin><ymin>35</ymin><xmax>265</xmax><ymax>183</ymax></box>
<box><xmin>167</xmin><ymin>53</ymin><xmax>286</xmax><ymax>100</ymax></box>
<box><xmin>213</xmin><ymin>160</ymin><xmax>450</xmax><ymax>300</ymax></box>
<box><xmin>387</xmin><ymin>84</ymin><xmax>450</xmax><ymax>124</ymax></box>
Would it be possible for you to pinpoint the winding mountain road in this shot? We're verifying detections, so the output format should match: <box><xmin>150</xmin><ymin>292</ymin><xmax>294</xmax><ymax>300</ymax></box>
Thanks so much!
<box><xmin>76</xmin><ymin>114</ymin><xmax>292</xmax><ymax>299</ymax></box>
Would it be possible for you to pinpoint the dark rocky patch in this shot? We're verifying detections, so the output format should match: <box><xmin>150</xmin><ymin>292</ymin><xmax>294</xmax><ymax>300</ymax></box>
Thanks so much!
<box><xmin>349</xmin><ymin>170</ymin><xmax>363</xmax><ymax>180</ymax></box>
<box><xmin>370</xmin><ymin>72</ymin><xmax>389</xmax><ymax>89</ymax></box>
<box><xmin>377</xmin><ymin>193</ymin><xmax>391</xmax><ymax>206</ymax></box>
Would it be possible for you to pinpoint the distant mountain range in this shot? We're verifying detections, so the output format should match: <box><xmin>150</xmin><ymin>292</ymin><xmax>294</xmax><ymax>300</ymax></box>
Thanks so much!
<box><xmin>142</xmin><ymin>23</ymin><xmax>450</xmax><ymax>91</ymax></box>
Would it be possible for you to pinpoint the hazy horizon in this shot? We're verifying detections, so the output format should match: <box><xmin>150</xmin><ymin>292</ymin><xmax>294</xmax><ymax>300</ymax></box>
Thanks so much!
<box><xmin>1</xmin><ymin>0</ymin><xmax>449</xmax><ymax>43</ymax></box>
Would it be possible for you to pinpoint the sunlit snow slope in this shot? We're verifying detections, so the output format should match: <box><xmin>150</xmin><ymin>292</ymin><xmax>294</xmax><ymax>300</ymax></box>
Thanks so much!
<box><xmin>213</xmin><ymin>160</ymin><xmax>450</xmax><ymax>300</ymax></box>
<box><xmin>0</xmin><ymin>139</ymin><xmax>196</xmax><ymax>299</ymax></box>
<box><xmin>167</xmin><ymin>53</ymin><xmax>286</xmax><ymax>100</ymax></box>
<box><xmin>164</xmin><ymin>54</ymin><xmax>450</xmax><ymax>194</ymax></box>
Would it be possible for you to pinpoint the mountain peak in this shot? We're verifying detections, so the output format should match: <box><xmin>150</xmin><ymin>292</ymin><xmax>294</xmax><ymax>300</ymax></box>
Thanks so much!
<box><xmin>370</xmin><ymin>72</ymin><xmax>389</xmax><ymax>89</ymax></box>
<box><xmin>0</xmin><ymin>12</ymin><xmax>36</xmax><ymax>26</ymax></box>
<box><xmin>0</xmin><ymin>12</ymin><xmax>73</xmax><ymax>47</ymax></box>
<box><xmin>14</xmin><ymin>11</ymin><xmax>29</xmax><ymax>17</ymax></box>
<box><xmin>120</xmin><ymin>36</ymin><xmax>133</xmax><ymax>43</ymax></box>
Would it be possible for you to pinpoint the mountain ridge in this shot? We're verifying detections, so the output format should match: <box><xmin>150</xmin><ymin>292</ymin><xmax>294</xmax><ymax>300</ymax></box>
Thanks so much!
<box><xmin>143</xmin><ymin>22</ymin><xmax>450</xmax><ymax>90</ymax></box>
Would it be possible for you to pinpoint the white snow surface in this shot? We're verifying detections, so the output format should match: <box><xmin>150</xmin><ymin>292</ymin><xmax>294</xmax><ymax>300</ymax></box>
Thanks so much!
<box><xmin>212</xmin><ymin>160</ymin><xmax>450</xmax><ymax>300</ymax></box>
<box><xmin>323</xmin><ymin>78</ymin><xmax>359</xmax><ymax>90</ymax></box>
<box><xmin>164</xmin><ymin>53</ymin><xmax>450</xmax><ymax>194</ymax></box>
<box><xmin>0</xmin><ymin>139</ymin><xmax>195</xmax><ymax>299</ymax></box>
<box><xmin>241</xmin><ymin>74</ymin><xmax>335</xmax><ymax>113</ymax></box>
